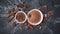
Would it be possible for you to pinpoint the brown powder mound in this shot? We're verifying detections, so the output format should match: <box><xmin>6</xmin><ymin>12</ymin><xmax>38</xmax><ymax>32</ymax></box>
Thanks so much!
<box><xmin>29</xmin><ymin>10</ymin><xmax>41</xmax><ymax>23</ymax></box>
<box><xmin>16</xmin><ymin>13</ymin><xmax>25</xmax><ymax>22</ymax></box>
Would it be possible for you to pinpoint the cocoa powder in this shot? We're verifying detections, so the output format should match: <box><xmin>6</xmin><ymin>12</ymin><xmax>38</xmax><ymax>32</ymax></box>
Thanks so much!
<box><xmin>16</xmin><ymin>13</ymin><xmax>25</xmax><ymax>22</ymax></box>
<box><xmin>29</xmin><ymin>10</ymin><xmax>41</xmax><ymax>23</ymax></box>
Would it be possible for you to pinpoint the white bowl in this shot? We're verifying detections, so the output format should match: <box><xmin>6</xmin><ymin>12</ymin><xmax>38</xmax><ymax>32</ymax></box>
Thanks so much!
<box><xmin>15</xmin><ymin>11</ymin><xmax>27</xmax><ymax>24</ymax></box>
<box><xmin>28</xmin><ymin>9</ymin><xmax>43</xmax><ymax>25</ymax></box>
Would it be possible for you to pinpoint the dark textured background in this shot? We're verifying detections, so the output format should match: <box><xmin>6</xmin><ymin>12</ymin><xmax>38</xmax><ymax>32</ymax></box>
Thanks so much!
<box><xmin>0</xmin><ymin>0</ymin><xmax>60</xmax><ymax>34</ymax></box>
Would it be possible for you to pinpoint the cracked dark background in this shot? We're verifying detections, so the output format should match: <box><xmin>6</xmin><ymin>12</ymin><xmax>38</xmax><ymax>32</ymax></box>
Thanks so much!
<box><xmin>0</xmin><ymin>0</ymin><xmax>60</xmax><ymax>34</ymax></box>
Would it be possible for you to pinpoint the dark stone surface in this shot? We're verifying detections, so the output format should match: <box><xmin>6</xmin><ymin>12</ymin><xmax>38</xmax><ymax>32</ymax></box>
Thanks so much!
<box><xmin>0</xmin><ymin>0</ymin><xmax>60</xmax><ymax>34</ymax></box>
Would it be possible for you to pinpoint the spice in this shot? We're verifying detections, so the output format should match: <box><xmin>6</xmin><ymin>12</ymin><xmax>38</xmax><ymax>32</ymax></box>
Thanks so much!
<box><xmin>29</xmin><ymin>10</ymin><xmax>41</xmax><ymax>23</ymax></box>
<box><xmin>16</xmin><ymin>13</ymin><xmax>25</xmax><ymax>22</ymax></box>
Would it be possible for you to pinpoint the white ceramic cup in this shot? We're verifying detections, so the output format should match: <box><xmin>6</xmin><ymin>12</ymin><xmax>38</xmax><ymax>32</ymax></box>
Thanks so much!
<box><xmin>28</xmin><ymin>9</ymin><xmax>43</xmax><ymax>25</ymax></box>
<box><xmin>15</xmin><ymin>11</ymin><xmax>27</xmax><ymax>24</ymax></box>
